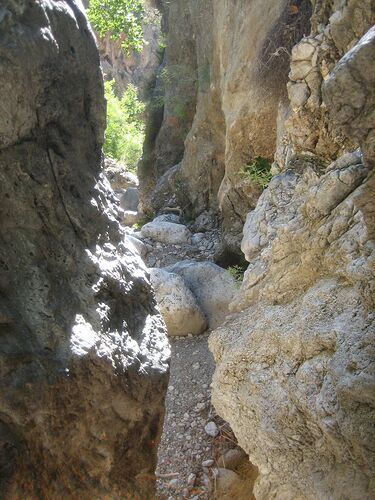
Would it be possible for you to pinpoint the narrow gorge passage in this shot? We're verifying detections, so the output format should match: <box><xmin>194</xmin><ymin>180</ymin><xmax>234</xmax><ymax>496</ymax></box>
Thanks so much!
<box><xmin>114</xmin><ymin>163</ymin><xmax>253</xmax><ymax>498</ymax></box>
<box><xmin>1</xmin><ymin>0</ymin><xmax>374</xmax><ymax>499</ymax></box>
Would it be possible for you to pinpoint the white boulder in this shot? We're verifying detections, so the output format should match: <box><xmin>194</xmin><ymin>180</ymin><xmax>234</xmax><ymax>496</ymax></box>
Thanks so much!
<box><xmin>165</xmin><ymin>260</ymin><xmax>237</xmax><ymax>329</ymax></box>
<box><xmin>149</xmin><ymin>268</ymin><xmax>207</xmax><ymax>337</ymax></box>
<box><xmin>141</xmin><ymin>221</ymin><xmax>192</xmax><ymax>244</ymax></box>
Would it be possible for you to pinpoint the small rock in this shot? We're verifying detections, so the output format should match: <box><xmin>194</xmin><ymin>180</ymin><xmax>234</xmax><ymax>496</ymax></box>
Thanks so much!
<box><xmin>126</xmin><ymin>234</ymin><xmax>148</xmax><ymax>258</ymax></box>
<box><xmin>122</xmin><ymin>210</ymin><xmax>140</xmax><ymax>226</ymax></box>
<box><xmin>168</xmin><ymin>478</ymin><xmax>179</xmax><ymax>488</ymax></box>
<box><xmin>215</xmin><ymin>468</ymin><xmax>241</xmax><ymax>496</ymax></box>
<box><xmin>205</xmin><ymin>421</ymin><xmax>219</xmax><ymax>437</ymax></box>
<box><xmin>141</xmin><ymin>220</ymin><xmax>192</xmax><ymax>244</ymax></box>
<box><xmin>217</xmin><ymin>448</ymin><xmax>247</xmax><ymax>470</ymax></box>
<box><xmin>187</xmin><ymin>473</ymin><xmax>196</xmax><ymax>487</ymax></box>
<box><xmin>202</xmin><ymin>459</ymin><xmax>214</xmax><ymax>467</ymax></box>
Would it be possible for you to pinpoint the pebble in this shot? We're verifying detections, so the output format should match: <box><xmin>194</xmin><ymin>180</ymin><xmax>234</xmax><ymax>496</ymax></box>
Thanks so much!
<box><xmin>202</xmin><ymin>459</ymin><xmax>214</xmax><ymax>467</ymax></box>
<box><xmin>205</xmin><ymin>421</ymin><xmax>219</xmax><ymax>437</ymax></box>
<box><xmin>168</xmin><ymin>478</ymin><xmax>179</xmax><ymax>488</ymax></box>
<box><xmin>187</xmin><ymin>473</ymin><xmax>196</xmax><ymax>487</ymax></box>
<box><xmin>193</xmin><ymin>362</ymin><xmax>200</xmax><ymax>370</ymax></box>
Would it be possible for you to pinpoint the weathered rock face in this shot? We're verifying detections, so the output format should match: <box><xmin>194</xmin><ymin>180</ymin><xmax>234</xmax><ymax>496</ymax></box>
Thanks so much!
<box><xmin>139</xmin><ymin>0</ymin><xmax>312</xmax><ymax>251</ymax></box>
<box><xmin>210</xmin><ymin>14</ymin><xmax>375</xmax><ymax>500</ymax></box>
<box><xmin>0</xmin><ymin>1</ymin><xmax>169</xmax><ymax>498</ymax></box>
<box><xmin>275</xmin><ymin>0</ymin><xmax>375</xmax><ymax>170</ymax></box>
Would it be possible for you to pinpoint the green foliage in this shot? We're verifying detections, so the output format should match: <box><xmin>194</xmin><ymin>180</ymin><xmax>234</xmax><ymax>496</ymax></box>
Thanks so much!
<box><xmin>133</xmin><ymin>211</ymin><xmax>155</xmax><ymax>229</ymax></box>
<box><xmin>87</xmin><ymin>0</ymin><xmax>145</xmax><ymax>53</ymax></box>
<box><xmin>227</xmin><ymin>265</ymin><xmax>245</xmax><ymax>286</ymax></box>
<box><xmin>104</xmin><ymin>80</ymin><xmax>145</xmax><ymax>172</ymax></box>
<box><xmin>242</xmin><ymin>156</ymin><xmax>272</xmax><ymax>189</ymax></box>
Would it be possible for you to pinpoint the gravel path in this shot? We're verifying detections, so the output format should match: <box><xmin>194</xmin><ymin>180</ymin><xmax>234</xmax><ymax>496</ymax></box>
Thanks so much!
<box><xmin>156</xmin><ymin>333</ymin><xmax>216</xmax><ymax>499</ymax></box>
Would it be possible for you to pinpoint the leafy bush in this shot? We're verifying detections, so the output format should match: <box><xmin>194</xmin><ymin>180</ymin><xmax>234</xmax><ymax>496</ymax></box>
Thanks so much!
<box><xmin>242</xmin><ymin>156</ymin><xmax>272</xmax><ymax>189</ymax></box>
<box><xmin>104</xmin><ymin>80</ymin><xmax>145</xmax><ymax>172</ymax></box>
<box><xmin>87</xmin><ymin>0</ymin><xmax>145</xmax><ymax>53</ymax></box>
<box><xmin>227</xmin><ymin>265</ymin><xmax>245</xmax><ymax>286</ymax></box>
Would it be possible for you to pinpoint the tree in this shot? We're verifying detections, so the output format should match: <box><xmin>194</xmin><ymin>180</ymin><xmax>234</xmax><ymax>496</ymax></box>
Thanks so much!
<box><xmin>104</xmin><ymin>81</ymin><xmax>145</xmax><ymax>171</ymax></box>
<box><xmin>87</xmin><ymin>0</ymin><xmax>145</xmax><ymax>53</ymax></box>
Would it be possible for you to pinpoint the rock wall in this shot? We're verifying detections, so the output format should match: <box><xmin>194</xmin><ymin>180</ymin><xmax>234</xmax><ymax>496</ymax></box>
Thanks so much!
<box><xmin>0</xmin><ymin>1</ymin><xmax>169</xmax><ymax>498</ymax></box>
<box><xmin>210</xmin><ymin>3</ymin><xmax>375</xmax><ymax>499</ymax></box>
<box><xmin>139</xmin><ymin>0</ymin><xmax>312</xmax><ymax>252</ymax></box>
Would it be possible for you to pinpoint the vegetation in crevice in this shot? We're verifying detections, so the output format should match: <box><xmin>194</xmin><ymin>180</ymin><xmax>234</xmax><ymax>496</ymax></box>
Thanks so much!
<box><xmin>104</xmin><ymin>80</ymin><xmax>145</xmax><ymax>172</ymax></box>
<box><xmin>242</xmin><ymin>156</ymin><xmax>272</xmax><ymax>189</ymax></box>
<box><xmin>227</xmin><ymin>255</ymin><xmax>249</xmax><ymax>287</ymax></box>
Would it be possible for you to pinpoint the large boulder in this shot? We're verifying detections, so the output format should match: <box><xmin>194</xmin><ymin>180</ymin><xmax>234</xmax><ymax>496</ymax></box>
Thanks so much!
<box><xmin>166</xmin><ymin>261</ymin><xmax>238</xmax><ymax>329</ymax></box>
<box><xmin>120</xmin><ymin>187</ymin><xmax>140</xmax><ymax>211</ymax></box>
<box><xmin>0</xmin><ymin>2</ymin><xmax>169</xmax><ymax>498</ymax></box>
<box><xmin>104</xmin><ymin>157</ymin><xmax>139</xmax><ymax>190</ymax></box>
<box><xmin>149</xmin><ymin>268</ymin><xmax>207</xmax><ymax>337</ymax></box>
<box><xmin>141</xmin><ymin>220</ymin><xmax>192</xmax><ymax>244</ymax></box>
<box><xmin>210</xmin><ymin>23</ymin><xmax>375</xmax><ymax>500</ymax></box>
<box><xmin>210</xmin><ymin>159</ymin><xmax>375</xmax><ymax>498</ymax></box>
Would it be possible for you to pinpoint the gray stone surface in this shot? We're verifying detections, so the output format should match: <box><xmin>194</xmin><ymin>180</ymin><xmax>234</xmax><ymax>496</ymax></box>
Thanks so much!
<box><xmin>120</xmin><ymin>186</ymin><xmax>139</xmax><ymax>211</ymax></box>
<box><xmin>141</xmin><ymin>220</ymin><xmax>192</xmax><ymax>244</ymax></box>
<box><xmin>210</xmin><ymin>8</ymin><xmax>375</xmax><ymax>498</ymax></box>
<box><xmin>149</xmin><ymin>268</ymin><xmax>207</xmax><ymax>337</ymax></box>
<box><xmin>323</xmin><ymin>26</ymin><xmax>375</xmax><ymax>167</ymax></box>
<box><xmin>166</xmin><ymin>260</ymin><xmax>237</xmax><ymax>330</ymax></box>
<box><xmin>0</xmin><ymin>2</ymin><xmax>169</xmax><ymax>497</ymax></box>
<box><xmin>104</xmin><ymin>157</ymin><xmax>139</xmax><ymax>189</ymax></box>
<box><xmin>211</xmin><ymin>155</ymin><xmax>375</xmax><ymax>498</ymax></box>
<box><xmin>126</xmin><ymin>233</ymin><xmax>149</xmax><ymax>258</ymax></box>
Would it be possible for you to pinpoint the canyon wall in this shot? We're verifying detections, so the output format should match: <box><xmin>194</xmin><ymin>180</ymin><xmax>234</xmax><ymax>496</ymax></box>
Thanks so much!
<box><xmin>210</xmin><ymin>2</ymin><xmax>375</xmax><ymax>499</ymax></box>
<box><xmin>139</xmin><ymin>0</ymin><xmax>312</xmax><ymax>252</ymax></box>
<box><xmin>0</xmin><ymin>1</ymin><xmax>169</xmax><ymax>498</ymax></box>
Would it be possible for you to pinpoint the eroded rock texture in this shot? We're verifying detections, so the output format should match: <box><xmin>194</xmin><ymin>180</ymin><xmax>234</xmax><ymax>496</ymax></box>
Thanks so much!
<box><xmin>210</xmin><ymin>7</ymin><xmax>375</xmax><ymax>500</ymax></box>
<box><xmin>139</xmin><ymin>0</ymin><xmax>312</xmax><ymax>252</ymax></box>
<box><xmin>0</xmin><ymin>1</ymin><xmax>169</xmax><ymax>498</ymax></box>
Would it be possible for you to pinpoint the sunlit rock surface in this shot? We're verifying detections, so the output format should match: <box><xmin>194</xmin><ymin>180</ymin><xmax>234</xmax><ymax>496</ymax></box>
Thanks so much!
<box><xmin>210</xmin><ymin>12</ymin><xmax>375</xmax><ymax>500</ymax></box>
<box><xmin>0</xmin><ymin>1</ymin><xmax>169</xmax><ymax>497</ymax></box>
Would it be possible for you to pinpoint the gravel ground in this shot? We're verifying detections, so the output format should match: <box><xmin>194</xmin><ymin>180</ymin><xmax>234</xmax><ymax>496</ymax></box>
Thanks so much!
<box><xmin>156</xmin><ymin>333</ymin><xmax>216</xmax><ymax>499</ymax></box>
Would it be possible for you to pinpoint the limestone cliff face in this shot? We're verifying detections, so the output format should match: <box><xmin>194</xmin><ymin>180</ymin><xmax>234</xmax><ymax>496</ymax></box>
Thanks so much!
<box><xmin>0</xmin><ymin>1</ymin><xmax>169</xmax><ymax>498</ymax></box>
<box><xmin>139</xmin><ymin>0</ymin><xmax>312</xmax><ymax>251</ymax></box>
<box><xmin>210</xmin><ymin>4</ymin><xmax>375</xmax><ymax>499</ymax></box>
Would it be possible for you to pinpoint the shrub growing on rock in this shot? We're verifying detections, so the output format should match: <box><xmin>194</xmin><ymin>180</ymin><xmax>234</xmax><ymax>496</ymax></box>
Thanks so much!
<box><xmin>242</xmin><ymin>156</ymin><xmax>272</xmax><ymax>189</ymax></box>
